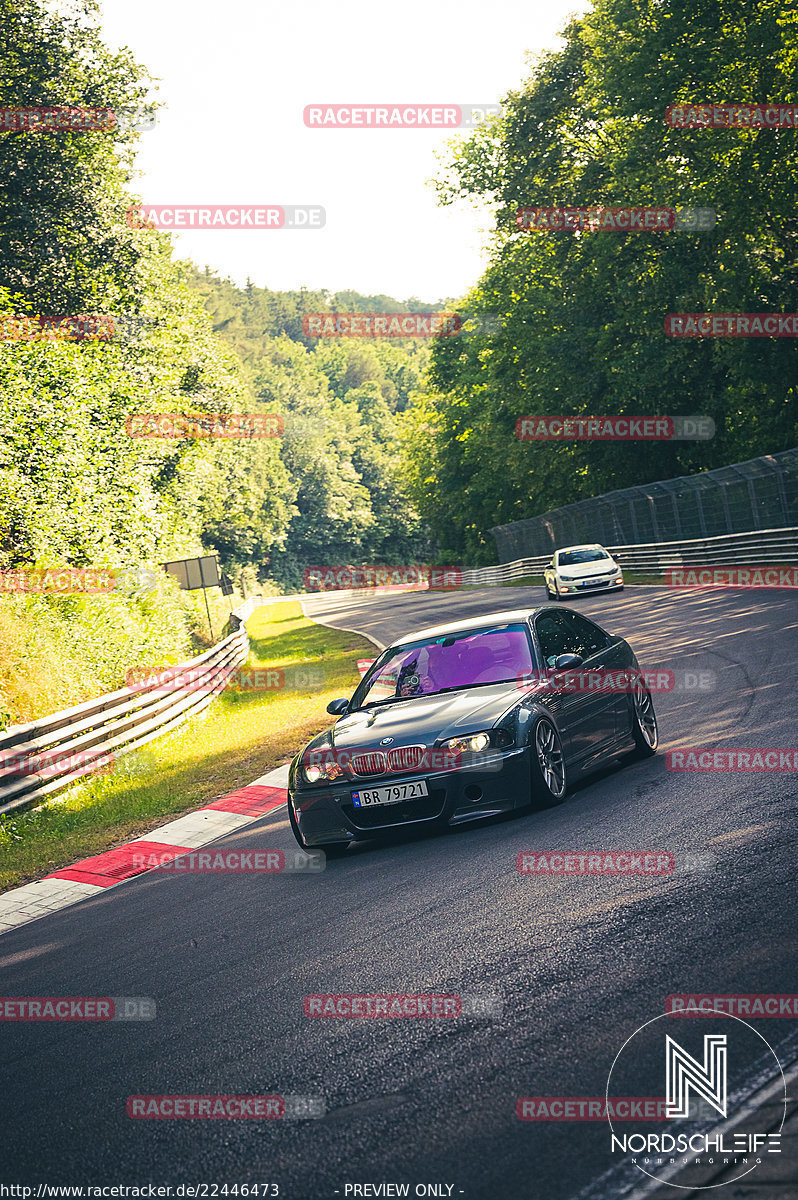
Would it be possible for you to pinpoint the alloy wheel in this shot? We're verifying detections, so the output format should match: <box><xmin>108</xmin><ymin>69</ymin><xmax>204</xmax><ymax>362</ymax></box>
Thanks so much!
<box><xmin>535</xmin><ymin>718</ymin><xmax>566</xmax><ymax>798</ymax></box>
<box><xmin>632</xmin><ymin>679</ymin><xmax>658</xmax><ymax>749</ymax></box>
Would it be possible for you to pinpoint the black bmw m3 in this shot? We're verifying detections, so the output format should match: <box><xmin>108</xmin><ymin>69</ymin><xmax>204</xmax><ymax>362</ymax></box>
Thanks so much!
<box><xmin>287</xmin><ymin>606</ymin><xmax>658</xmax><ymax>853</ymax></box>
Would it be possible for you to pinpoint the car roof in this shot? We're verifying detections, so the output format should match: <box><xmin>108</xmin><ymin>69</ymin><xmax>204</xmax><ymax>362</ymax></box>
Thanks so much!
<box><xmin>555</xmin><ymin>543</ymin><xmax>607</xmax><ymax>554</ymax></box>
<box><xmin>393</xmin><ymin>608</ymin><xmax>543</xmax><ymax>646</ymax></box>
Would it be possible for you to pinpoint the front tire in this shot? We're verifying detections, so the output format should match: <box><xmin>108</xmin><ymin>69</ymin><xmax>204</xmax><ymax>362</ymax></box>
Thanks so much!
<box><xmin>530</xmin><ymin>715</ymin><xmax>567</xmax><ymax>807</ymax></box>
<box><xmin>629</xmin><ymin>679</ymin><xmax>658</xmax><ymax>757</ymax></box>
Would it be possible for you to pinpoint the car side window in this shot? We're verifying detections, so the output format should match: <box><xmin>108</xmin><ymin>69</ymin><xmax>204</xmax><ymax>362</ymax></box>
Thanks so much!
<box><xmin>534</xmin><ymin>612</ymin><xmax>572</xmax><ymax>665</ymax></box>
<box><xmin>535</xmin><ymin>611</ymin><xmax>610</xmax><ymax>665</ymax></box>
<box><xmin>558</xmin><ymin>612</ymin><xmax>609</xmax><ymax>659</ymax></box>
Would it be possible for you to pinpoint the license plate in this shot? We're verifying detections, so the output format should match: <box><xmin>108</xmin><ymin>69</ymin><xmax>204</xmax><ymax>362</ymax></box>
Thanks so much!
<box><xmin>580</xmin><ymin>578</ymin><xmax>600</xmax><ymax>586</ymax></box>
<box><xmin>351</xmin><ymin>780</ymin><xmax>429</xmax><ymax>807</ymax></box>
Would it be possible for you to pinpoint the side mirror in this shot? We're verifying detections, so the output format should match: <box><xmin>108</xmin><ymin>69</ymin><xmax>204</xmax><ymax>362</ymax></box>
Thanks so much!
<box><xmin>326</xmin><ymin>698</ymin><xmax>350</xmax><ymax>716</ymax></box>
<box><xmin>554</xmin><ymin>653</ymin><xmax>584</xmax><ymax>669</ymax></box>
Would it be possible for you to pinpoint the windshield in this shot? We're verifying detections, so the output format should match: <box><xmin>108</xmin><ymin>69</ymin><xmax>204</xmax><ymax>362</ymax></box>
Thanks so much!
<box><xmin>558</xmin><ymin>548</ymin><xmax>609</xmax><ymax>565</ymax></box>
<box><xmin>354</xmin><ymin>623</ymin><xmax>535</xmax><ymax>706</ymax></box>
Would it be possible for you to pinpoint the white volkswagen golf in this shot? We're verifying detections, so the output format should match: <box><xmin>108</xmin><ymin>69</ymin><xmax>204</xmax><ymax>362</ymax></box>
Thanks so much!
<box><xmin>544</xmin><ymin>544</ymin><xmax>624</xmax><ymax>599</ymax></box>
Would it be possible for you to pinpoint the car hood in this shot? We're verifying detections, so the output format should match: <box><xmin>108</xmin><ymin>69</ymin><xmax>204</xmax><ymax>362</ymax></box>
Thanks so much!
<box><xmin>305</xmin><ymin>682</ymin><xmax>526</xmax><ymax>755</ymax></box>
<box><xmin>557</xmin><ymin>560</ymin><xmax>616</xmax><ymax>577</ymax></box>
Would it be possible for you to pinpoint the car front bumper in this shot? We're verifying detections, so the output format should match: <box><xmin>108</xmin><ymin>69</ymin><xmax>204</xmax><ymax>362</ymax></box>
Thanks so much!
<box><xmin>554</xmin><ymin>575</ymin><xmax>623</xmax><ymax>594</ymax></box>
<box><xmin>289</xmin><ymin>747</ymin><xmax>531</xmax><ymax>847</ymax></box>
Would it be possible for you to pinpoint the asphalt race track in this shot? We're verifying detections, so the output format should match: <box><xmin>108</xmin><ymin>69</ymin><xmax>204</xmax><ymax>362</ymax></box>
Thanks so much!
<box><xmin>1</xmin><ymin>584</ymin><xmax>797</xmax><ymax>1199</ymax></box>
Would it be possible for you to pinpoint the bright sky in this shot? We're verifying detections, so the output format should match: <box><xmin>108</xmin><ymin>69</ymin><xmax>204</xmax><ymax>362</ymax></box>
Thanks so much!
<box><xmin>99</xmin><ymin>0</ymin><xmax>591</xmax><ymax>302</ymax></box>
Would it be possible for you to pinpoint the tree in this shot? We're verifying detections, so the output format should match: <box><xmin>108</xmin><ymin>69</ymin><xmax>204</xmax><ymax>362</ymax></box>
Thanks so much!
<box><xmin>408</xmin><ymin>0</ymin><xmax>798</xmax><ymax>561</ymax></box>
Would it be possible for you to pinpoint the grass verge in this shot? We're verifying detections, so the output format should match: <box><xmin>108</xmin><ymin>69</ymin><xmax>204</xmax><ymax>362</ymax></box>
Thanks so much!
<box><xmin>0</xmin><ymin>601</ymin><xmax>375</xmax><ymax>893</ymax></box>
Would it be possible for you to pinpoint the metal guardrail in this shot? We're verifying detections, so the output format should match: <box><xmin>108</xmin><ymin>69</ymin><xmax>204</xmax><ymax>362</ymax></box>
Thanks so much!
<box><xmin>460</xmin><ymin>527</ymin><xmax>798</xmax><ymax>586</ymax></box>
<box><xmin>0</xmin><ymin>616</ymin><xmax>251</xmax><ymax>816</ymax></box>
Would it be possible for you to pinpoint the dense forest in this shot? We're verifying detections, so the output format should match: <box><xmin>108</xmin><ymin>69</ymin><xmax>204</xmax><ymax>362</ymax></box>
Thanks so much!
<box><xmin>0</xmin><ymin>0</ymin><xmax>437</xmax><ymax>604</ymax></box>
<box><xmin>183</xmin><ymin>270</ymin><xmax>434</xmax><ymax>588</ymax></box>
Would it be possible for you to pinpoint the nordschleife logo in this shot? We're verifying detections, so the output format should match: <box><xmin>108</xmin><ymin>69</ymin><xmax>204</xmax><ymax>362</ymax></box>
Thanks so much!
<box><xmin>605</xmin><ymin>1010</ymin><xmax>786</xmax><ymax>1190</ymax></box>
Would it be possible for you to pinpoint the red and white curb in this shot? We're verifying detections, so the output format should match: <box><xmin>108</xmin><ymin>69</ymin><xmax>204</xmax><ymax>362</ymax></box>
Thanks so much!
<box><xmin>0</xmin><ymin>766</ymin><xmax>290</xmax><ymax>937</ymax></box>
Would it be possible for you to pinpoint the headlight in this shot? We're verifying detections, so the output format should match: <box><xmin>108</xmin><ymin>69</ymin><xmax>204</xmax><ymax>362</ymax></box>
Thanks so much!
<box><xmin>449</xmin><ymin>732</ymin><xmax>490</xmax><ymax>753</ymax></box>
<box><xmin>440</xmin><ymin>730</ymin><xmax>513</xmax><ymax>754</ymax></box>
<box><xmin>559</xmin><ymin>574</ymin><xmax>575</xmax><ymax>582</ymax></box>
<box><xmin>301</xmin><ymin>757</ymin><xmax>345</xmax><ymax>784</ymax></box>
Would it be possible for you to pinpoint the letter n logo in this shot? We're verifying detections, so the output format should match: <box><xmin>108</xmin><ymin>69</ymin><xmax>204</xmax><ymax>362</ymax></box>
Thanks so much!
<box><xmin>665</xmin><ymin>1034</ymin><xmax>727</xmax><ymax>1118</ymax></box>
